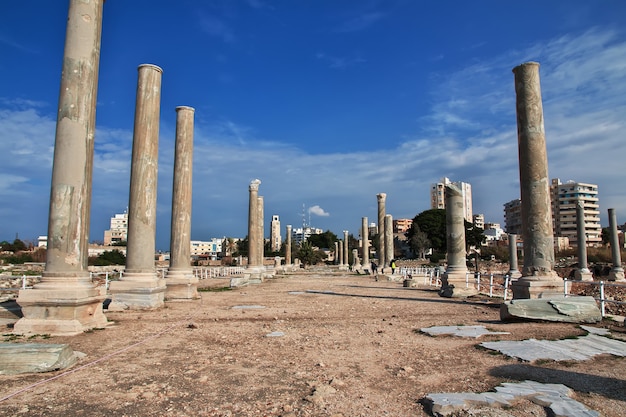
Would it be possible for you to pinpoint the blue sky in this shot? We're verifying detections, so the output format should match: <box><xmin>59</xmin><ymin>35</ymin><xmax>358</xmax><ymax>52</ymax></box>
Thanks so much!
<box><xmin>1</xmin><ymin>1</ymin><xmax>625</xmax><ymax>251</ymax></box>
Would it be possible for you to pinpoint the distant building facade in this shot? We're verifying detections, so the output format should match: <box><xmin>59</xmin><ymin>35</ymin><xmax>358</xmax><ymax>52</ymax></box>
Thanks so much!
<box><xmin>292</xmin><ymin>226</ymin><xmax>323</xmax><ymax>245</ymax></box>
<box><xmin>103</xmin><ymin>210</ymin><xmax>128</xmax><ymax>245</ymax></box>
<box><xmin>503</xmin><ymin>179</ymin><xmax>601</xmax><ymax>248</ymax></box>
<box><xmin>550</xmin><ymin>179</ymin><xmax>601</xmax><ymax>247</ymax></box>
<box><xmin>190</xmin><ymin>238</ymin><xmax>223</xmax><ymax>259</ymax></box>
<box><xmin>430</xmin><ymin>177</ymin><xmax>473</xmax><ymax>222</ymax></box>
<box><xmin>393</xmin><ymin>218</ymin><xmax>413</xmax><ymax>234</ymax></box>
<box><xmin>270</xmin><ymin>215</ymin><xmax>281</xmax><ymax>252</ymax></box>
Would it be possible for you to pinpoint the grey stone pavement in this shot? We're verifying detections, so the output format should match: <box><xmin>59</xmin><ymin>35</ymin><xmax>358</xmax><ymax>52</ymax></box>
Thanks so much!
<box><xmin>421</xmin><ymin>325</ymin><xmax>626</xmax><ymax>416</ymax></box>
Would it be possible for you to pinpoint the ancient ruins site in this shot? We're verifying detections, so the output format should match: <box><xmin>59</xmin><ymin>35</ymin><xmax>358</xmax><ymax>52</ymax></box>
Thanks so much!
<box><xmin>1</xmin><ymin>271</ymin><xmax>626</xmax><ymax>416</ymax></box>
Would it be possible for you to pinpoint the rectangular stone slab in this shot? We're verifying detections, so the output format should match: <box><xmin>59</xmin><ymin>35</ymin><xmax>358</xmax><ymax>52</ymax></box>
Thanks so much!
<box><xmin>0</xmin><ymin>343</ymin><xmax>77</xmax><ymax>375</ymax></box>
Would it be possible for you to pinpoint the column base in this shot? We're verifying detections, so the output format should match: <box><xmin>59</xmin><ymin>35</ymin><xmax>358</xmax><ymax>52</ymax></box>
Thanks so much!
<box><xmin>511</xmin><ymin>275</ymin><xmax>566</xmax><ymax>299</ymax></box>
<box><xmin>608</xmin><ymin>269</ymin><xmax>625</xmax><ymax>281</ymax></box>
<box><xmin>574</xmin><ymin>270</ymin><xmax>594</xmax><ymax>281</ymax></box>
<box><xmin>440</xmin><ymin>270</ymin><xmax>477</xmax><ymax>298</ymax></box>
<box><xmin>508</xmin><ymin>270</ymin><xmax>522</xmax><ymax>279</ymax></box>
<box><xmin>108</xmin><ymin>272</ymin><xmax>166</xmax><ymax>311</ymax></box>
<box><xmin>165</xmin><ymin>269</ymin><xmax>200</xmax><ymax>300</ymax></box>
<box><xmin>14</xmin><ymin>285</ymin><xmax>108</xmax><ymax>336</ymax></box>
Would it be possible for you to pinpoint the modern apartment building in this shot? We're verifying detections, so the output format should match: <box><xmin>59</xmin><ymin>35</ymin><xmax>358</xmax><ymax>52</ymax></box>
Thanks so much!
<box><xmin>550</xmin><ymin>179</ymin><xmax>602</xmax><ymax>247</ymax></box>
<box><xmin>503</xmin><ymin>179</ymin><xmax>601</xmax><ymax>247</ymax></box>
<box><xmin>190</xmin><ymin>238</ymin><xmax>223</xmax><ymax>258</ymax></box>
<box><xmin>430</xmin><ymin>177</ymin><xmax>473</xmax><ymax>222</ymax></box>
<box><xmin>393</xmin><ymin>218</ymin><xmax>413</xmax><ymax>234</ymax></box>
<box><xmin>103</xmin><ymin>210</ymin><xmax>128</xmax><ymax>245</ymax></box>
<box><xmin>292</xmin><ymin>226</ymin><xmax>323</xmax><ymax>245</ymax></box>
<box><xmin>472</xmin><ymin>214</ymin><xmax>484</xmax><ymax>230</ymax></box>
<box><xmin>270</xmin><ymin>215</ymin><xmax>281</xmax><ymax>252</ymax></box>
<box><xmin>503</xmin><ymin>199</ymin><xmax>522</xmax><ymax>235</ymax></box>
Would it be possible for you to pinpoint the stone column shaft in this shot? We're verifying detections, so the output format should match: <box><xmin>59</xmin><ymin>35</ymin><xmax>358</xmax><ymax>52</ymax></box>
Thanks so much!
<box><xmin>508</xmin><ymin>234</ymin><xmax>521</xmax><ymax>278</ymax></box>
<box><xmin>286</xmin><ymin>225</ymin><xmax>292</xmax><ymax>265</ymax></box>
<box><xmin>384</xmin><ymin>214</ymin><xmax>394</xmax><ymax>267</ymax></box>
<box><xmin>125</xmin><ymin>64</ymin><xmax>163</xmax><ymax>274</ymax></box>
<box><xmin>608</xmin><ymin>208</ymin><xmax>625</xmax><ymax>281</ymax></box>
<box><xmin>574</xmin><ymin>201</ymin><xmax>593</xmax><ymax>281</ymax></box>
<box><xmin>511</xmin><ymin>61</ymin><xmax>561</xmax><ymax>299</ymax></box>
<box><xmin>361</xmin><ymin>217</ymin><xmax>370</xmax><ymax>270</ymax></box>
<box><xmin>257</xmin><ymin>196</ymin><xmax>264</xmax><ymax>267</ymax></box>
<box><xmin>334</xmin><ymin>241</ymin><xmax>339</xmax><ymax>265</ymax></box>
<box><xmin>440</xmin><ymin>184</ymin><xmax>474</xmax><ymax>297</ymax></box>
<box><xmin>343</xmin><ymin>231</ymin><xmax>349</xmax><ymax>267</ymax></box>
<box><xmin>14</xmin><ymin>0</ymin><xmax>107</xmax><ymax>335</ymax></box>
<box><xmin>247</xmin><ymin>179</ymin><xmax>261</xmax><ymax>268</ymax></box>
<box><xmin>338</xmin><ymin>240</ymin><xmax>344</xmax><ymax>266</ymax></box>
<box><xmin>377</xmin><ymin>193</ymin><xmax>387</xmax><ymax>269</ymax></box>
<box><xmin>108</xmin><ymin>64</ymin><xmax>166</xmax><ymax>311</ymax></box>
<box><xmin>514</xmin><ymin>62</ymin><xmax>556</xmax><ymax>277</ymax></box>
<box><xmin>166</xmin><ymin>106</ymin><xmax>199</xmax><ymax>299</ymax></box>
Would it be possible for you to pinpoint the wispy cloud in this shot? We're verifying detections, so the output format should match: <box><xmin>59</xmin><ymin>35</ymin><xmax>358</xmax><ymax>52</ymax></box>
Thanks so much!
<box><xmin>335</xmin><ymin>12</ymin><xmax>385</xmax><ymax>33</ymax></box>
<box><xmin>198</xmin><ymin>14</ymin><xmax>235</xmax><ymax>43</ymax></box>
<box><xmin>316</xmin><ymin>52</ymin><xmax>366</xmax><ymax>69</ymax></box>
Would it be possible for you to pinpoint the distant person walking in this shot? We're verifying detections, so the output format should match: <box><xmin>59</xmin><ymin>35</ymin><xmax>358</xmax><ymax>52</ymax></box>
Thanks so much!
<box><xmin>371</xmin><ymin>261</ymin><xmax>378</xmax><ymax>275</ymax></box>
<box><xmin>390</xmin><ymin>259</ymin><xmax>396</xmax><ymax>274</ymax></box>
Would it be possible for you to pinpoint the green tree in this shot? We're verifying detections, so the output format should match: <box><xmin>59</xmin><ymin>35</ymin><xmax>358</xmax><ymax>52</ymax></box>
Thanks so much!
<box><xmin>408</xmin><ymin>209</ymin><xmax>447</xmax><ymax>253</ymax></box>
<box><xmin>296</xmin><ymin>241</ymin><xmax>326</xmax><ymax>267</ymax></box>
<box><xmin>464</xmin><ymin>220</ymin><xmax>486</xmax><ymax>250</ymax></box>
<box><xmin>88</xmin><ymin>249</ymin><xmax>126</xmax><ymax>266</ymax></box>
<box><xmin>408</xmin><ymin>224</ymin><xmax>431</xmax><ymax>259</ymax></box>
<box><xmin>308</xmin><ymin>230</ymin><xmax>338</xmax><ymax>249</ymax></box>
<box><xmin>234</xmin><ymin>236</ymin><xmax>249</xmax><ymax>257</ymax></box>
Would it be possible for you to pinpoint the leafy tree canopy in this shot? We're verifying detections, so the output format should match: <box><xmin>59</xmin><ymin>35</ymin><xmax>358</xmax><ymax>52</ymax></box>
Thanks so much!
<box><xmin>307</xmin><ymin>230</ymin><xmax>339</xmax><ymax>249</ymax></box>
<box><xmin>407</xmin><ymin>209</ymin><xmax>447</xmax><ymax>253</ymax></box>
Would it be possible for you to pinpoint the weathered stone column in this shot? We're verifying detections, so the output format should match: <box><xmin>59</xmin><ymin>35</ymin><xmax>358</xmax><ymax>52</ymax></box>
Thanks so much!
<box><xmin>511</xmin><ymin>62</ymin><xmax>561</xmax><ymax>299</ymax></box>
<box><xmin>285</xmin><ymin>225</ymin><xmax>292</xmax><ymax>265</ymax></box>
<box><xmin>377</xmin><ymin>193</ymin><xmax>387</xmax><ymax>271</ymax></box>
<box><xmin>247</xmin><ymin>179</ymin><xmax>261</xmax><ymax>268</ymax></box>
<box><xmin>343</xmin><ymin>230</ymin><xmax>349</xmax><ymax>267</ymax></box>
<box><xmin>352</xmin><ymin>249</ymin><xmax>360</xmax><ymax>269</ymax></box>
<box><xmin>440</xmin><ymin>184</ymin><xmax>475</xmax><ymax>298</ymax></box>
<box><xmin>608</xmin><ymin>208</ymin><xmax>625</xmax><ymax>281</ymax></box>
<box><xmin>384</xmin><ymin>214</ymin><xmax>394</xmax><ymax>269</ymax></box>
<box><xmin>338</xmin><ymin>240</ymin><xmax>344</xmax><ymax>266</ymax></box>
<box><xmin>361</xmin><ymin>217</ymin><xmax>370</xmax><ymax>272</ymax></box>
<box><xmin>165</xmin><ymin>106</ymin><xmax>199</xmax><ymax>299</ymax></box>
<box><xmin>334</xmin><ymin>241</ymin><xmax>339</xmax><ymax>265</ymax></box>
<box><xmin>14</xmin><ymin>0</ymin><xmax>107</xmax><ymax>335</ymax></box>
<box><xmin>257</xmin><ymin>195</ymin><xmax>264</xmax><ymax>268</ymax></box>
<box><xmin>507</xmin><ymin>234</ymin><xmax>522</xmax><ymax>279</ymax></box>
<box><xmin>574</xmin><ymin>201</ymin><xmax>593</xmax><ymax>281</ymax></box>
<box><xmin>109</xmin><ymin>64</ymin><xmax>166</xmax><ymax>311</ymax></box>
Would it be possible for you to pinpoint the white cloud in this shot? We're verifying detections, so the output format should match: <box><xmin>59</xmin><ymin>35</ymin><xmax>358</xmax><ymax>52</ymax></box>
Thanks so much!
<box><xmin>308</xmin><ymin>205</ymin><xmax>330</xmax><ymax>217</ymax></box>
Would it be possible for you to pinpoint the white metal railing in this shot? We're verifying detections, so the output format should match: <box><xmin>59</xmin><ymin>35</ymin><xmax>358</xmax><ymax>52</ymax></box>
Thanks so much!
<box><xmin>400</xmin><ymin>267</ymin><xmax>442</xmax><ymax>286</ymax></box>
<box><xmin>193</xmin><ymin>266</ymin><xmax>245</xmax><ymax>279</ymax></box>
<box><xmin>563</xmin><ymin>278</ymin><xmax>626</xmax><ymax>318</ymax></box>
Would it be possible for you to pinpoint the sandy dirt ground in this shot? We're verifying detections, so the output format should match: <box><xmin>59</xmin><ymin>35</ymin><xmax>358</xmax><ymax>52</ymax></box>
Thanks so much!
<box><xmin>1</xmin><ymin>269</ymin><xmax>625</xmax><ymax>417</ymax></box>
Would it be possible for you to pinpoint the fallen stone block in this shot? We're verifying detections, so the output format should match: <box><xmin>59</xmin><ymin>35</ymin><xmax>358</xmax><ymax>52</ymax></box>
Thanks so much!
<box><xmin>500</xmin><ymin>296</ymin><xmax>601</xmax><ymax>323</ymax></box>
<box><xmin>0</xmin><ymin>343</ymin><xmax>77</xmax><ymax>375</ymax></box>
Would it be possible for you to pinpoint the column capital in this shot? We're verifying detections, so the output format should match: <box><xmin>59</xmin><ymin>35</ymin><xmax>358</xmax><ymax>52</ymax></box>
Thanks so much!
<box><xmin>376</xmin><ymin>193</ymin><xmax>387</xmax><ymax>202</ymax></box>
<box><xmin>249</xmin><ymin>179</ymin><xmax>261</xmax><ymax>191</ymax></box>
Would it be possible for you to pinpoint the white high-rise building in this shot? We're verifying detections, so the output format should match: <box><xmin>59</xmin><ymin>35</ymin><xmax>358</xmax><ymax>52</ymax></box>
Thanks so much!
<box><xmin>270</xmin><ymin>214</ymin><xmax>281</xmax><ymax>252</ymax></box>
<box><xmin>103</xmin><ymin>210</ymin><xmax>128</xmax><ymax>245</ymax></box>
<box><xmin>430</xmin><ymin>177</ymin><xmax>473</xmax><ymax>222</ymax></box>
<box><xmin>550</xmin><ymin>179</ymin><xmax>601</xmax><ymax>247</ymax></box>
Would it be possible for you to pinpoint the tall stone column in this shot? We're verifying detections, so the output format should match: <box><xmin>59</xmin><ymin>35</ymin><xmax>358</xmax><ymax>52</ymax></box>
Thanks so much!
<box><xmin>247</xmin><ymin>179</ymin><xmax>261</xmax><ymax>268</ymax></box>
<box><xmin>334</xmin><ymin>241</ymin><xmax>339</xmax><ymax>265</ymax></box>
<box><xmin>384</xmin><ymin>214</ymin><xmax>394</xmax><ymax>269</ymax></box>
<box><xmin>440</xmin><ymin>184</ymin><xmax>475</xmax><ymax>297</ymax></box>
<box><xmin>285</xmin><ymin>225</ymin><xmax>292</xmax><ymax>265</ymax></box>
<box><xmin>109</xmin><ymin>64</ymin><xmax>166</xmax><ymax>310</ymax></box>
<box><xmin>507</xmin><ymin>234</ymin><xmax>522</xmax><ymax>279</ymax></box>
<box><xmin>338</xmin><ymin>240</ymin><xmax>344</xmax><ymax>266</ymax></box>
<box><xmin>352</xmin><ymin>249</ymin><xmax>360</xmax><ymax>268</ymax></box>
<box><xmin>14</xmin><ymin>0</ymin><xmax>107</xmax><ymax>335</ymax></box>
<box><xmin>511</xmin><ymin>62</ymin><xmax>561</xmax><ymax>299</ymax></box>
<box><xmin>608</xmin><ymin>208</ymin><xmax>625</xmax><ymax>281</ymax></box>
<box><xmin>574</xmin><ymin>201</ymin><xmax>593</xmax><ymax>281</ymax></box>
<box><xmin>166</xmin><ymin>106</ymin><xmax>199</xmax><ymax>299</ymax></box>
<box><xmin>257</xmin><ymin>196</ymin><xmax>264</xmax><ymax>268</ymax></box>
<box><xmin>377</xmin><ymin>193</ymin><xmax>387</xmax><ymax>271</ymax></box>
<box><xmin>343</xmin><ymin>230</ymin><xmax>349</xmax><ymax>267</ymax></box>
<box><xmin>361</xmin><ymin>217</ymin><xmax>370</xmax><ymax>271</ymax></box>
